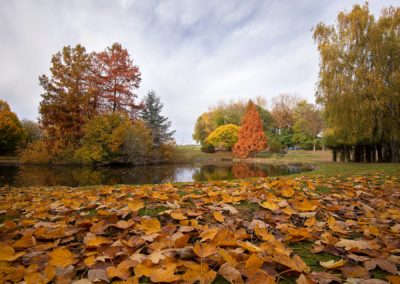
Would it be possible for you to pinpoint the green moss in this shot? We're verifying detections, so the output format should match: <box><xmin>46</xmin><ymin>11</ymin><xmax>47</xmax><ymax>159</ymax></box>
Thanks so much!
<box><xmin>235</xmin><ymin>200</ymin><xmax>260</xmax><ymax>214</ymax></box>
<box><xmin>212</xmin><ymin>275</ymin><xmax>230</xmax><ymax>284</ymax></box>
<box><xmin>315</xmin><ymin>186</ymin><xmax>332</xmax><ymax>194</ymax></box>
<box><xmin>289</xmin><ymin>241</ymin><xmax>341</xmax><ymax>272</ymax></box>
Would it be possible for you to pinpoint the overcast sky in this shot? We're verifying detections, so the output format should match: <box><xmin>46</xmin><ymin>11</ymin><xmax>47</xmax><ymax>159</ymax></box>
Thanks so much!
<box><xmin>1</xmin><ymin>0</ymin><xmax>398</xmax><ymax>144</ymax></box>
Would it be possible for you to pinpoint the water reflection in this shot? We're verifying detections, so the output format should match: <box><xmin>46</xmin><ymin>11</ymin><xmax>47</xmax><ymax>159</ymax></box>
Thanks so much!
<box><xmin>0</xmin><ymin>163</ymin><xmax>311</xmax><ymax>187</ymax></box>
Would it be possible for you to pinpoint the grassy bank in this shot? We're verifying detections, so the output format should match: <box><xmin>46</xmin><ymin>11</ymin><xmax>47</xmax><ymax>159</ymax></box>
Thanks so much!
<box><xmin>174</xmin><ymin>146</ymin><xmax>400</xmax><ymax>178</ymax></box>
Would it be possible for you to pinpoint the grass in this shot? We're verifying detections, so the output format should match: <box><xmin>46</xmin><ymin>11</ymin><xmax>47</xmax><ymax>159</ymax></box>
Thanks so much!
<box><xmin>138</xmin><ymin>206</ymin><xmax>168</xmax><ymax>217</ymax></box>
<box><xmin>173</xmin><ymin>145</ymin><xmax>233</xmax><ymax>164</ymax></box>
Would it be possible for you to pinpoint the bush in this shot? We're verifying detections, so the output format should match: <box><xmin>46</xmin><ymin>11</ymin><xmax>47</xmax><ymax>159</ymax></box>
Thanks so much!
<box><xmin>267</xmin><ymin>135</ymin><xmax>282</xmax><ymax>153</ymax></box>
<box><xmin>201</xmin><ymin>143</ymin><xmax>215</xmax><ymax>153</ymax></box>
<box><xmin>20</xmin><ymin>140</ymin><xmax>52</xmax><ymax>164</ymax></box>
<box><xmin>206</xmin><ymin>124</ymin><xmax>240</xmax><ymax>150</ymax></box>
<box><xmin>74</xmin><ymin>113</ymin><xmax>156</xmax><ymax>165</ymax></box>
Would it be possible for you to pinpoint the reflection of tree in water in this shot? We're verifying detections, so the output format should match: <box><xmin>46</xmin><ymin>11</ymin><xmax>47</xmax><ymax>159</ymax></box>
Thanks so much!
<box><xmin>0</xmin><ymin>163</ymin><xmax>311</xmax><ymax>187</ymax></box>
<box><xmin>231</xmin><ymin>163</ymin><xmax>267</xmax><ymax>179</ymax></box>
<box><xmin>192</xmin><ymin>164</ymin><xmax>235</xmax><ymax>181</ymax></box>
<box><xmin>9</xmin><ymin>165</ymin><xmax>179</xmax><ymax>187</ymax></box>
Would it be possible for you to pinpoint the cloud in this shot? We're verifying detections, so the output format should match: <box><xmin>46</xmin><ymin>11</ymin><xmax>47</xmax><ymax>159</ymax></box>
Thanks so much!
<box><xmin>0</xmin><ymin>0</ymin><xmax>397</xmax><ymax>143</ymax></box>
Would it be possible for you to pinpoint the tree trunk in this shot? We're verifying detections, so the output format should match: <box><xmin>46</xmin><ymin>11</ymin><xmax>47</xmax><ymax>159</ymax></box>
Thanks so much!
<box><xmin>365</xmin><ymin>145</ymin><xmax>372</xmax><ymax>163</ymax></box>
<box><xmin>354</xmin><ymin>144</ymin><xmax>361</xmax><ymax>162</ymax></box>
<box><xmin>332</xmin><ymin>149</ymin><xmax>337</xmax><ymax>162</ymax></box>
<box><xmin>377</xmin><ymin>144</ymin><xmax>383</xmax><ymax>162</ymax></box>
<box><xmin>345</xmin><ymin>146</ymin><xmax>351</xmax><ymax>162</ymax></box>
<box><xmin>390</xmin><ymin>139</ymin><xmax>399</xmax><ymax>163</ymax></box>
<box><xmin>339</xmin><ymin>149</ymin><xmax>346</xmax><ymax>162</ymax></box>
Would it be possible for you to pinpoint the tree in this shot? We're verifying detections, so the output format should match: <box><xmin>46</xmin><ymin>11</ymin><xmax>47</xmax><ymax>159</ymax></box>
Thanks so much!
<box><xmin>0</xmin><ymin>100</ymin><xmax>24</xmax><ymax>154</ymax></box>
<box><xmin>139</xmin><ymin>91</ymin><xmax>175</xmax><ymax>146</ymax></box>
<box><xmin>93</xmin><ymin>43</ymin><xmax>142</xmax><ymax>118</ymax></box>
<box><xmin>39</xmin><ymin>44</ymin><xmax>93</xmax><ymax>144</ymax></box>
<box><xmin>21</xmin><ymin>120</ymin><xmax>42</xmax><ymax>145</ymax></box>
<box><xmin>193</xmin><ymin>98</ymin><xmax>272</xmax><ymax>145</ymax></box>
<box><xmin>193</xmin><ymin>112</ymin><xmax>214</xmax><ymax>145</ymax></box>
<box><xmin>292</xmin><ymin>100</ymin><xmax>323</xmax><ymax>150</ymax></box>
<box><xmin>271</xmin><ymin>93</ymin><xmax>300</xmax><ymax>130</ymax></box>
<box><xmin>206</xmin><ymin>124</ymin><xmax>241</xmax><ymax>150</ymax></box>
<box><xmin>74</xmin><ymin>113</ymin><xmax>153</xmax><ymax>165</ymax></box>
<box><xmin>233</xmin><ymin>101</ymin><xmax>267</xmax><ymax>158</ymax></box>
<box><xmin>313</xmin><ymin>3</ymin><xmax>400</xmax><ymax>162</ymax></box>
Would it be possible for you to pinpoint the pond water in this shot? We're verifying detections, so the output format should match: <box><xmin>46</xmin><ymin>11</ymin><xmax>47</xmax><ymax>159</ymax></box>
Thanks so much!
<box><xmin>0</xmin><ymin>163</ymin><xmax>311</xmax><ymax>187</ymax></box>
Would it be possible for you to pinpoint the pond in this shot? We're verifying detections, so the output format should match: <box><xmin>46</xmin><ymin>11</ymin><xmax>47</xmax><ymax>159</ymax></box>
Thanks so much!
<box><xmin>0</xmin><ymin>163</ymin><xmax>312</xmax><ymax>187</ymax></box>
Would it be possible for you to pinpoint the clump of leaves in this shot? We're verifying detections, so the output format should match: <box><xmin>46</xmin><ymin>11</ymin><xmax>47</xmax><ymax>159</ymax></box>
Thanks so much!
<box><xmin>0</xmin><ymin>173</ymin><xmax>399</xmax><ymax>283</ymax></box>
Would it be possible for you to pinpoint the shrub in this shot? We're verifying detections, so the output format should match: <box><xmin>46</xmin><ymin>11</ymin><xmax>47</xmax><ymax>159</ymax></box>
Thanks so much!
<box><xmin>20</xmin><ymin>140</ymin><xmax>52</xmax><ymax>164</ymax></box>
<box><xmin>201</xmin><ymin>143</ymin><xmax>215</xmax><ymax>153</ymax></box>
<box><xmin>206</xmin><ymin>124</ymin><xmax>240</xmax><ymax>150</ymax></box>
<box><xmin>267</xmin><ymin>135</ymin><xmax>282</xmax><ymax>153</ymax></box>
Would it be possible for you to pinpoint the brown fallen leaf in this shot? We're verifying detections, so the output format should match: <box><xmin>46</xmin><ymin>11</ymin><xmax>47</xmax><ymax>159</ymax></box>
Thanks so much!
<box><xmin>219</xmin><ymin>263</ymin><xmax>244</xmax><ymax>284</ymax></box>
<box><xmin>363</xmin><ymin>258</ymin><xmax>398</xmax><ymax>274</ymax></box>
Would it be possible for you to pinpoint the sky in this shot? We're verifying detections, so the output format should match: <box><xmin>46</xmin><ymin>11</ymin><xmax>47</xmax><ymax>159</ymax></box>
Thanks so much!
<box><xmin>1</xmin><ymin>0</ymin><xmax>398</xmax><ymax>144</ymax></box>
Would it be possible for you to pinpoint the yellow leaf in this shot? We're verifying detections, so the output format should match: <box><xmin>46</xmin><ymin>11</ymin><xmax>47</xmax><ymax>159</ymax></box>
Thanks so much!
<box><xmin>171</xmin><ymin>211</ymin><xmax>187</xmax><ymax>220</ymax></box>
<box><xmin>319</xmin><ymin>259</ymin><xmax>347</xmax><ymax>269</ymax></box>
<box><xmin>245</xmin><ymin>253</ymin><xmax>264</xmax><ymax>271</ymax></box>
<box><xmin>84</xmin><ymin>256</ymin><xmax>96</xmax><ymax>267</ymax></box>
<box><xmin>217</xmin><ymin>248</ymin><xmax>238</xmax><ymax>266</ymax></box>
<box><xmin>128</xmin><ymin>200</ymin><xmax>144</xmax><ymax>212</ymax></box>
<box><xmin>260</xmin><ymin>201</ymin><xmax>279</xmax><ymax>211</ymax></box>
<box><xmin>213</xmin><ymin>211</ymin><xmax>225</xmax><ymax>223</ymax></box>
<box><xmin>273</xmin><ymin>253</ymin><xmax>310</xmax><ymax>273</ymax></box>
<box><xmin>0</xmin><ymin>244</ymin><xmax>25</xmax><ymax>261</ymax></box>
<box><xmin>13</xmin><ymin>234</ymin><xmax>36</xmax><ymax>249</ymax></box>
<box><xmin>84</xmin><ymin>233</ymin><xmax>113</xmax><ymax>248</ymax></box>
<box><xmin>255</xmin><ymin>225</ymin><xmax>275</xmax><ymax>242</ymax></box>
<box><xmin>237</xmin><ymin>241</ymin><xmax>262</xmax><ymax>253</ymax></box>
<box><xmin>25</xmin><ymin>272</ymin><xmax>44</xmax><ymax>284</ymax></box>
<box><xmin>193</xmin><ymin>242</ymin><xmax>217</xmax><ymax>258</ymax></box>
<box><xmin>137</xmin><ymin>218</ymin><xmax>161</xmax><ymax>235</ymax></box>
<box><xmin>199</xmin><ymin>228</ymin><xmax>219</xmax><ymax>242</ymax></box>
<box><xmin>281</xmin><ymin>188</ymin><xmax>295</xmax><ymax>197</ymax></box>
<box><xmin>149</xmin><ymin>262</ymin><xmax>180</xmax><ymax>283</ymax></box>
<box><xmin>293</xmin><ymin>199</ymin><xmax>318</xmax><ymax>212</ymax></box>
<box><xmin>48</xmin><ymin>247</ymin><xmax>75</xmax><ymax>268</ymax></box>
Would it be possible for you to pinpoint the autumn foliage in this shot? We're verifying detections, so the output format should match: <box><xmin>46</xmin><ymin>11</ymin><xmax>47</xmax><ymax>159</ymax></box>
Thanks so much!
<box><xmin>233</xmin><ymin>101</ymin><xmax>267</xmax><ymax>158</ymax></box>
<box><xmin>1</xmin><ymin>173</ymin><xmax>400</xmax><ymax>282</ymax></box>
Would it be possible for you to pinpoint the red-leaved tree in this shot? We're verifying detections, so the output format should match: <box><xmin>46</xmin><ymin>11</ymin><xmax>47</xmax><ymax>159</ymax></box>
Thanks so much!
<box><xmin>93</xmin><ymin>43</ymin><xmax>142</xmax><ymax>118</ymax></box>
<box><xmin>233</xmin><ymin>101</ymin><xmax>267</xmax><ymax>158</ymax></box>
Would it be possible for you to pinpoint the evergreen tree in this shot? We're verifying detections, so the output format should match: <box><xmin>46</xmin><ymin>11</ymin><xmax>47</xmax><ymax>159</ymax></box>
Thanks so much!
<box><xmin>139</xmin><ymin>91</ymin><xmax>175</xmax><ymax>146</ymax></box>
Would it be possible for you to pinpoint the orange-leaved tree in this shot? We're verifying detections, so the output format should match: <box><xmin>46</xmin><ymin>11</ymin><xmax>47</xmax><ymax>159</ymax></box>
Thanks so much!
<box><xmin>233</xmin><ymin>101</ymin><xmax>267</xmax><ymax>158</ymax></box>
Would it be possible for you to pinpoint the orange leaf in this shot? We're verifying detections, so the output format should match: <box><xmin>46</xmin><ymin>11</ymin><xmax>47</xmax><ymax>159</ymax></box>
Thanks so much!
<box><xmin>213</xmin><ymin>211</ymin><xmax>225</xmax><ymax>223</ymax></box>
<box><xmin>48</xmin><ymin>247</ymin><xmax>75</xmax><ymax>268</ymax></box>
<box><xmin>193</xmin><ymin>242</ymin><xmax>217</xmax><ymax>258</ymax></box>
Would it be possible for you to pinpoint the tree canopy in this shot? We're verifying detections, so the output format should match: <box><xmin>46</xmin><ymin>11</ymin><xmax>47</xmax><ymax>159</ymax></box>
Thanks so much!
<box><xmin>0</xmin><ymin>100</ymin><xmax>24</xmax><ymax>154</ymax></box>
<box><xmin>139</xmin><ymin>91</ymin><xmax>175</xmax><ymax>146</ymax></box>
<box><xmin>233</xmin><ymin>101</ymin><xmax>267</xmax><ymax>158</ymax></box>
<box><xmin>313</xmin><ymin>3</ymin><xmax>400</xmax><ymax>162</ymax></box>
